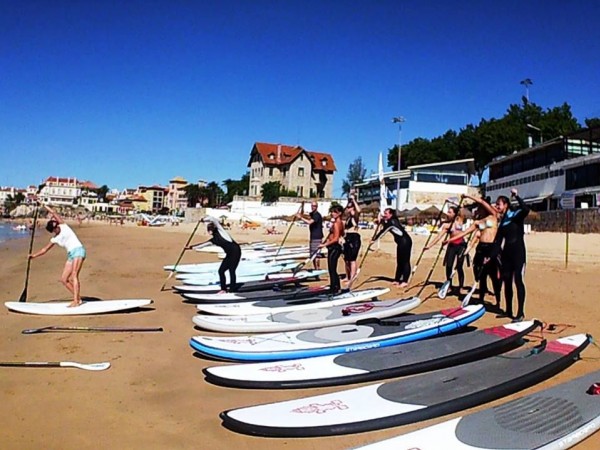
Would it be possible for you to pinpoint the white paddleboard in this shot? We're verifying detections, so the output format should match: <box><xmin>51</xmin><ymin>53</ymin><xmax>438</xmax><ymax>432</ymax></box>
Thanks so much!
<box><xmin>5</xmin><ymin>299</ymin><xmax>153</xmax><ymax>316</ymax></box>
<box><xmin>192</xmin><ymin>297</ymin><xmax>421</xmax><ymax>333</ymax></box>
<box><xmin>196</xmin><ymin>288</ymin><xmax>391</xmax><ymax>315</ymax></box>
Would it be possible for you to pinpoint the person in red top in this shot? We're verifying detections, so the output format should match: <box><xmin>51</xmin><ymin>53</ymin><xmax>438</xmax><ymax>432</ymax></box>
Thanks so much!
<box><xmin>425</xmin><ymin>205</ymin><xmax>467</xmax><ymax>295</ymax></box>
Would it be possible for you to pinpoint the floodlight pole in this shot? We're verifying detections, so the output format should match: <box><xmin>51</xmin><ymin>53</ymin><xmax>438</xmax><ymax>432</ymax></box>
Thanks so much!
<box><xmin>392</xmin><ymin>116</ymin><xmax>405</xmax><ymax>212</ymax></box>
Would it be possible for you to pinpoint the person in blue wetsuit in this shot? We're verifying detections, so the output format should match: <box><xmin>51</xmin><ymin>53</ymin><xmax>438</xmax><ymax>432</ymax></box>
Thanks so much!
<box><xmin>494</xmin><ymin>189</ymin><xmax>530</xmax><ymax>322</ymax></box>
<box><xmin>188</xmin><ymin>217</ymin><xmax>241</xmax><ymax>294</ymax></box>
<box><xmin>372</xmin><ymin>208</ymin><xmax>412</xmax><ymax>288</ymax></box>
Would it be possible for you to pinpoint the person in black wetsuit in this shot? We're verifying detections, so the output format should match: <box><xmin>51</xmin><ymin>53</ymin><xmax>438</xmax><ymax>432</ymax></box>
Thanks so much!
<box><xmin>342</xmin><ymin>195</ymin><xmax>361</xmax><ymax>289</ymax></box>
<box><xmin>372</xmin><ymin>208</ymin><xmax>412</xmax><ymax>288</ymax></box>
<box><xmin>494</xmin><ymin>188</ymin><xmax>530</xmax><ymax>322</ymax></box>
<box><xmin>187</xmin><ymin>216</ymin><xmax>242</xmax><ymax>293</ymax></box>
<box><xmin>319</xmin><ymin>204</ymin><xmax>344</xmax><ymax>294</ymax></box>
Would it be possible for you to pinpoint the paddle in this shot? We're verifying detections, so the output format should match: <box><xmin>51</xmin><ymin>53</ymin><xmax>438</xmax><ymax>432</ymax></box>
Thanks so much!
<box><xmin>461</xmin><ymin>256</ymin><xmax>496</xmax><ymax>307</ymax></box>
<box><xmin>275</xmin><ymin>201</ymin><xmax>304</xmax><ymax>257</ymax></box>
<box><xmin>160</xmin><ymin>219</ymin><xmax>202</xmax><ymax>291</ymax></box>
<box><xmin>414</xmin><ymin>196</ymin><xmax>465</xmax><ymax>299</ymax></box>
<box><xmin>408</xmin><ymin>198</ymin><xmax>450</xmax><ymax>282</ymax></box>
<box><xmin>19</xmin><ymin>185</ymin><xmax>45</xmax><ymax>303</ymax></box>
<box><xmin>346</xmin><ymin>222</ymin><xmax>382</xmax><ymax>290</ymax></box>
<box><xmin>292</xmin><ymin>248</ymin><xmax>321</xmax><ymax>275</ymax></box>
<box><xmin>0</xmin><ymin>361</ymin><xmax>111</xmax><ymax>371</ymax></box>
<box><xmin>438</xmin><ymin>232</ymin><xmax>475</xmax><ymax>299</ymax></box>
<box><xmin>22</xmin><ymin>326</ymin><xmax>164</xmax><ymax>334</ymax></box>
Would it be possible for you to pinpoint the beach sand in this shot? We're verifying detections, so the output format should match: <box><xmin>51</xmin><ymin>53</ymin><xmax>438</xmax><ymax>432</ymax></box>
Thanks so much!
<box><xmin>1</xmin><ymin>221</ymin><xmax>599</xmax><ymax>449</ymax></box>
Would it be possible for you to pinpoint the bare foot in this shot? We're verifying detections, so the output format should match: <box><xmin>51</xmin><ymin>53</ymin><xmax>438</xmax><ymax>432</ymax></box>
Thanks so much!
<box><xmin>217</xmin><ymin>290</ymin><xmax>227</xmax><ymax>294</ymax></box>
<box><xmin>67</xmin><ymin>300</ymin><xmax>82</xmax><ymax>308</ymax></box>
<box><xmin>391</xmin><ymin>281</ymin><xmax>400</xmax><ymax>286</ymax></box>
<box><xmin>399</xmin><ymin>282</ymin><xmax>408</xmax><ymax>288</ymax></box>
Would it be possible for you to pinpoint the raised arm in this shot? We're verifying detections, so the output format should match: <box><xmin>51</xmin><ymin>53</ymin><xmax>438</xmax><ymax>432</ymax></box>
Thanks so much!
<box><xmin>425</xmin><ymin>223</ymin><xmax>449</xmax><ymax>249</ymax></box>
<box><xmin>463</xmin><ymin>194</ymin><xmax>497</xmax><ymax>218</ymax></box>
<box><xmin>442</xmin><ymin>222</ymin><xmax>478</xmax><ymax>245</ymax></box>
<box><xmin>44</xmin><ymin>204</ymin><xmax>64</xmax><ymax>224</ymax></box>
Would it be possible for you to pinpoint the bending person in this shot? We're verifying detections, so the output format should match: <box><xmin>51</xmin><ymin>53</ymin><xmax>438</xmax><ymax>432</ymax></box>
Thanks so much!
<box><xmin>30</xmin><ymin>204</ymin><xmax>87</xmax><ymax>307</ymax></box>
<box><xmin>372</xmin><ymin>208</ymin><xmax>412</xmax><ymax>288</ymax></box>
<box><xmin>425</xmin><ymin>205</ymin><xmax>466</xmax><ymax>295</ymax></box>
<box><xmin>188</xmin><ymin>217</ymin><xmax>241</xmax><ymax>293</ymax></box>
<box><xmin>342</xmin><ymin>195</ymin><xmax>361</xmax><ymax>289</ymax></box>
<box><xmin>319</xmin><ymin>204</ymin><xmax>344</xmax><ymax>294</ymax></box>
<box><xmin>494</xmin><ymin>189</ymin><xmax>530</xmax><ymax>322</ymax></box>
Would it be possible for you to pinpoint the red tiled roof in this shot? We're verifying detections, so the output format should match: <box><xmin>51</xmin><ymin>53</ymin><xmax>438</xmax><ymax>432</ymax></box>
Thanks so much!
<box><xmin>249</xmin><ymin>143</ymin><xmax>336</xmax><ymax>172</ymax></box>
<box><xmin>44</xmin><ymin>177</ymin><xmax>98</xmax><ymax>189</ymax></box>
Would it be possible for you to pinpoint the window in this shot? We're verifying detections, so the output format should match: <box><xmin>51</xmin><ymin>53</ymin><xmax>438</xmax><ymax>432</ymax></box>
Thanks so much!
<box><xmin>298</xmin><ymin>167</ymin><xmax>304</xmax><ymax>177</ymax></box>
<box><xmin>269</xmin><ymin>168</ymin><xmax>274</xmax><ymax>177</ymax></box>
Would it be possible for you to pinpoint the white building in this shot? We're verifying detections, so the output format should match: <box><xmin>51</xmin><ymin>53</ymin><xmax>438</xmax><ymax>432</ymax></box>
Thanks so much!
<box><xmin>355</xmin><ymin>158</ymin><xmax>477</xmax><ymax>211</ymax></box>
<box><xmin>486</xmin><ymin>126</ymin><xmax>600</xmax><ymax>210</ymax></box>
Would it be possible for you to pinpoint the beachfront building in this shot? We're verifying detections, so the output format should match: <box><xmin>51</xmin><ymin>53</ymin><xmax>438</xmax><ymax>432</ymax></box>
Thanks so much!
<box><xmin>166</xmin><ymin>176</ymin><xmax>188</xmax><ymax>212</ymax></box>
<box><xmin>354</xmin><ymin>158</ymin><xmax>477</xmax><ymax>211</ymax></box>
<box><xmin>38</xmin><ymin>176</ymin><xmax>99</xmax><ymax>208</ymax></box>
<box><xmin>247</xmin><ymin>142</ymin><xmax>336</xmax><ymax>199</ymax></box>
<box><xmin>136</xmin><ymin>185</ymin><xmax>167</xmax><ymax>213</ymax></box>
<box><xmin>486</xmin><ymin>126</ymin><xmax>600</xmax><ymax>211</ymax></box>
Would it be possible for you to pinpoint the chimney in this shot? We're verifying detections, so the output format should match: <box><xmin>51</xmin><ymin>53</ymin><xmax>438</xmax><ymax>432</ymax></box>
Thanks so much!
<box><xmin>277</xmin><ymin>144</ymin><xmax>281</xmax><ymax>162</ymax></box>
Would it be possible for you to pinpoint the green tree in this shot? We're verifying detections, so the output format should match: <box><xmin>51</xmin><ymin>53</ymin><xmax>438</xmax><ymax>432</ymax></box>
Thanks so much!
<box><xmin>94</xmin><ymin>185</ymin><xmax>110</xmax><ymax>202</ymax></box>
<box><xmin>261</xmin><ymin>181</ymin><xmax>282</xmax><ymax>203</ymax></box>
<box><xmin>222</xmin><ymin>172</ymin><xmax>250</xmax><ymax>203</ymax></box>
<box><xmin>205</xmin><ymin>181</ymin><xmax>224</xmax><ymax>207</ymax></box>
<box><xmin>342</xmin><ymin>157</ymin><xmax>367</xmax><ymax>195</ymax></box>
<box><xmin>183</xmin><ymin>184</ymin><xmax>203</xmax><ymax>207</ymax></box>
<box><xmin>584</xmin><ymin>117</ymin><xmax>600</xmax><ymax>128</ymax></box>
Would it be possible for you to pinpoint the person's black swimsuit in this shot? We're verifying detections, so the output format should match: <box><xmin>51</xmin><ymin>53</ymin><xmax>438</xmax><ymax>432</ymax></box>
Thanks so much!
<box><xmin>374</xmin><ymin>217</ymin><xmax>412</xmax><ymax>283</ymax></box>
<box><xmin>496</xmin><ymin>195</ymin><xmax>530</xmax><ymax>318</ymax></box>
<box><xmin>343</xmin><ymin>216</ymin><xmax>361</xmax><ymax>262</ymax></box>
<box><xmin>211</xmin><ymin>229</ymin><xmax>242</xmax><ymax>292</ymax></box>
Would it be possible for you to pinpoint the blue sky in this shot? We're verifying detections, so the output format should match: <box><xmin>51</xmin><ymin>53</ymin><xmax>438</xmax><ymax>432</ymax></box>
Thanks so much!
<box><xmin>1</xmin><ymin>0</ymin><xmax>599</xmax><ymax>195</ymax></box>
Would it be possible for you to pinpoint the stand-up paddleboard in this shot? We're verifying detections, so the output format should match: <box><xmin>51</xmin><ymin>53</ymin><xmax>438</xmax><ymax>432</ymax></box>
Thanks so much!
<box><xmin>175</xmin><ymin>263</ymin><xmax>300</xmax><ymax>283</ymax></box>
<box><xmin>353</xmin><ymin>368</ymin><xmax>600</xmax><ymax>450</ymax></box>
<box><xmin>193</xmin><ymin>297</ymin><xmax>422</xmax><ymax>333</ymax></box>
<box><xmin>174</xmin><ymin>270</ymin><xmax>326</xmax><ymax>293</ymax></box>
<box><xmin>220</xmin><ymin>334</ymin><xmax>591</xmax><ymax>437</ymax></box>
<box><xmin>190</xmin><ymin>304</ymin><xmax>485</xmax><ymax>362</ymax></box>
<box><xmin>195</xmin><ymin>288</ymin><xmax>390</xmax><ymax>313</ymax></box>
<box><xmin>175</xmin><ymin>269</ymin><xmax>322</xmax><ymax>286</ymax></box>
<box><xmin>164</xmin><ymin>259</ymin><xmax>296</xmax><ymax>273</ymax></box>
<box><xmin>204</xmin><ymin>321</ymin><xmax>540</xmax><ymax>389</ymax></box>
<box><xmin>5</xmin><ymin>299</ymin><xmax>153</xmax><ymax>316</ymax></box>
<box><xmin>184</xmin><ymin>286</ymin><xmax>332</xmax><ymax>304</ymax></box>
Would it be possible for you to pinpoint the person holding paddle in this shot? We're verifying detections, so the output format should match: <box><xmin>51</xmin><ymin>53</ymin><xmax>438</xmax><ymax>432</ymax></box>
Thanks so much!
<box><xmin>29</xmin><ymin>204</ymin><xmax>87</xmax><ymax>307</ymax></box>
<box><xmin>424</xmin><ymin>205</ymin><xmax>466</xmax><ymax>296</ymax></box>
<box><xmin>371</xmin><ymin>208</ymin><xmax>412</xmax><ymax>288</ymax></box>
<box><xmin>296</xmin><ymin>201</ymin><xmax>323</xmax><ymax>270</ymax></box>
<box><xmin>442</xmin><ymin>195</ymin><xmax>501</xmax><ymax>306</ymax></box>
<box><xmin>187</xmin><ymin>216</ymin><xmax>241</xmax><ymax>294</ymax></box>
<box><xmin>342</xmin><ymin>194</ymin><xmax>361</xmax><ymax>289</ymax></box>
<box><xmin>319</xmin><ymin>204</ymin><xmax>344</xmax><ymax>294</ymax></box>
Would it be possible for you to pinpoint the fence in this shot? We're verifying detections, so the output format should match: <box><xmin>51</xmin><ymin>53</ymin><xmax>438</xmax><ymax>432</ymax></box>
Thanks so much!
<box><xmin>528</xmin><ymin>208</ymin><xmax>600</xmax><ymax>233</ymax></box>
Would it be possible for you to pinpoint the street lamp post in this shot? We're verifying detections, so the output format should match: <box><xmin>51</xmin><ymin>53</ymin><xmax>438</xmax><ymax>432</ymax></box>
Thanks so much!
<box><xmin>392</xmin><ymin>116</ymin><xmax>405</xmax><ymax>212</ymax></box>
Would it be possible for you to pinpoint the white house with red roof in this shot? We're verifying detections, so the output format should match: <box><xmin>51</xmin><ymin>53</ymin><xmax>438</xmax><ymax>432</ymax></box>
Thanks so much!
<box><xmin>247</xmin><ymin>142</ymin><xmax>336</xmax><ymax>199</ymax></box>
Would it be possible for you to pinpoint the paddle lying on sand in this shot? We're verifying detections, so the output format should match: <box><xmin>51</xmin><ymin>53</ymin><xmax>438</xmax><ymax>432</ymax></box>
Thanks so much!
<box><xmin>0</xmin><ymin>361</ymin><xmax>111</xmax><ymax>371</ymax></box>
<box><xmin>160</xmin><ymin>219</ymin><xmax>202</xmax><ymax>291</ymax></box>
<box><xmin>22</xmin><ymin>326</ymin><xmax>164</xmax><ymax>334</ymax></box>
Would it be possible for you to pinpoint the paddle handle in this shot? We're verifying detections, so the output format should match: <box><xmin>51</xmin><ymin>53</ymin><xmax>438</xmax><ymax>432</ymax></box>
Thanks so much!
<box><xmin>0</xmin><ymin>361</ymin><xmax>60</xmax><ymax>368</ymax></box>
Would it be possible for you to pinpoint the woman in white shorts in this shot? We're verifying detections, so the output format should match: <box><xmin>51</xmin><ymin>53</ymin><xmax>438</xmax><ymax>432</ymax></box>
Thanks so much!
<box><xmin>30</xmin><ymin>204</ymin><xmax>87</xmax><ymax>307</ymax></box>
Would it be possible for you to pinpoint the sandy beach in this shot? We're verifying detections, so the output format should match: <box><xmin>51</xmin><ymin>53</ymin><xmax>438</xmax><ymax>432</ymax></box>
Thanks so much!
<box><xmin>1</xmin><ymin>221</ymin><xmax>599</xmax><ymax>449</ymax></box>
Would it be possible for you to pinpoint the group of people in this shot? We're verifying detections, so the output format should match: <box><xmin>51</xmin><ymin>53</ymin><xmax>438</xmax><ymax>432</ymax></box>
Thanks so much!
<box><xmin>424</xmin><ymin>189</ymin><xmax>530</xmax><ymax>322</ymax></box>
<box><xmin>28</xmin><ymin>190</ymin><xmax>529</xmax><ymax>321</ymax></box>
<box><xmin>297</xmin><ymin>197</ymin><xmax>413</xmax><ymax>294</ymax></box>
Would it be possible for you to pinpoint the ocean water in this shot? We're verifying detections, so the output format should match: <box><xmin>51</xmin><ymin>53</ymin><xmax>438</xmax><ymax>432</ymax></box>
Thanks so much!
<box><xmin>0</xmin><ymin>223</ymin><xmax>30</xmax><ymax>243</ymax></box>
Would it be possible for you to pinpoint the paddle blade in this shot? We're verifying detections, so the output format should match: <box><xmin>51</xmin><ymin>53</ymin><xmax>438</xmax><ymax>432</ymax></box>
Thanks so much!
<box><xmin>438</xmin><ymin>280</ymin><xmax>451</xmax><ymax>299</ymax></box>
<box><xmin>61</xmin><ymin>361</ymin><xmax>111</xmax><ymax>371</ymax></box>
<box><xmin>461</xmin><ymin>283</ymin><xmax>477</xmax><ymax>307</ymax></box>
<box><xmin>18</xmin><ymin>288</ymin><xmax>27</xmax><ymax>303</ymax></box>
